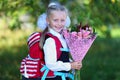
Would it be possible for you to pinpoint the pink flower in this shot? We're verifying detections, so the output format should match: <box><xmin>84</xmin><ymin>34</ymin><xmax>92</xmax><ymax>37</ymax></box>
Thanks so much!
<box><xmin>71</xmin><ymin>32</ymin><xmax>77</xmax><ymax>36</ymax></box>
<box><xmin>62</xmin><ymin>29</ymin><xmax>69</xmax><ymax>38</ymax></box>
<box><xmin>77</xmin><ymin>32</ymin><xmax>82</xmax><ymax>39</ymax></box>
<box><xmin>82</xmin><ymin>30</ymin><xmax>91</xmax><ymax>38</ymax></box>
<box><xmin>63</xmin><ymin>29</ymin><xmax>97</xmax><ymax>61</ymax></box>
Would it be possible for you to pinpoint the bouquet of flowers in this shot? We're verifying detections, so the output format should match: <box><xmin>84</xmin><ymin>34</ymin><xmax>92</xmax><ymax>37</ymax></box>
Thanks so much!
<box><xmin>63</xmin><ymin>23</ymin><xmax>97</xmax><ymax>80</ymax></box>
<box><xmin>63</xmin><ymin>22</ymin><xmax>97</xmax><ymax>62</ymax></box>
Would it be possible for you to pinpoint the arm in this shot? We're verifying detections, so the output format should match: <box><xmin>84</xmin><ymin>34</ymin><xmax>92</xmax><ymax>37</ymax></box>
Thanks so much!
<box><xmin>43</xmin><ymin>38</ymin><xmax>71</xmax><ymax>71</ymax></box>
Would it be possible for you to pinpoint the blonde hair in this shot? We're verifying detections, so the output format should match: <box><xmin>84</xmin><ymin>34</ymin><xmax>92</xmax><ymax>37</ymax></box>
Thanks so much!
<box><xmin>39</xmin><ymin>4</ymin><xmax>68</xmax><ymax>49</ymax></box>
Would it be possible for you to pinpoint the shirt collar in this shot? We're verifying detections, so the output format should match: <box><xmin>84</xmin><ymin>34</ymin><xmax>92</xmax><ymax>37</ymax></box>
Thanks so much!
<box><xmin>48</xmin><ymin>27</ymin><xmax>62</xmax><ymax>38</ymax></box>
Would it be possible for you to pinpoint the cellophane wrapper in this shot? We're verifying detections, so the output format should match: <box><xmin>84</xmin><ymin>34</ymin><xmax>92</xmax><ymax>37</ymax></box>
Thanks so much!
<box><xmin>63</xmin><ymin>29</ymin><xmax>97</xmax><ymax>62</ymax></box>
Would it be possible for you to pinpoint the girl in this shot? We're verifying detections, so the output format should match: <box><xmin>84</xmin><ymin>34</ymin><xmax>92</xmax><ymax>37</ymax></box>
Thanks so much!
<box><xmin>40</xmin><ymin>4</ymin><xmax>82</xmax><ymax>80</ymax></box>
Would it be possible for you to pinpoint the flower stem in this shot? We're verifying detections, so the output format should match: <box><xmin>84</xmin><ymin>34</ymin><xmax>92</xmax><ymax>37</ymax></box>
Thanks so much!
<box><xmin>75</xmin><ymin>70</ymin><xmax>81</xmax><ymax>80</ymax></box>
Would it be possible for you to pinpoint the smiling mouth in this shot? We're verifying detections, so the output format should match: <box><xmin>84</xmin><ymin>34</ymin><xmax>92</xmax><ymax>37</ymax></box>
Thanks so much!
<box><xmin>55</xmin><ymin>26</ymin><xmax>62</xmax><ymax>29</ymax></box>
<box><xmin>55</xmin><ymin>27</ymin><xmax>63</xmax><ymax>32</ymax></box>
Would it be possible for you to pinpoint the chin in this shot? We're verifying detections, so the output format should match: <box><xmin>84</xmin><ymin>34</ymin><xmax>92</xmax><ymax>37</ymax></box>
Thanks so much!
<box><xmin>55</xmin><ymin>28</ymin><xmax>63</xmax><ymax>33</ymax></box>
<box><xmin>58</xmin><ymin>29</ymin><xmax>63</xmax><ymax>33</ymax></box>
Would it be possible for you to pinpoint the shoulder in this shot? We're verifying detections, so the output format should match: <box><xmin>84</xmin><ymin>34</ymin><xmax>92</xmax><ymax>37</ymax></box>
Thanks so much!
<box><xmin>45</xmin><ymin>34</ymin><xmax>62</xmax><ymax>47</ymax></box>
<box><xmin>45</xmin><ymin>37</ymin><xmax>55</xmax><ymax>44</ymax></box>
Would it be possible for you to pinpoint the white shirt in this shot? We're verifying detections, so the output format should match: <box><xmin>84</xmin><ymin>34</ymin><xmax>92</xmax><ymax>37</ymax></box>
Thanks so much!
<box><xmin>43</xmin><ymin>28</ymin><xmax>71</xmax><ymax>71</ymax></box>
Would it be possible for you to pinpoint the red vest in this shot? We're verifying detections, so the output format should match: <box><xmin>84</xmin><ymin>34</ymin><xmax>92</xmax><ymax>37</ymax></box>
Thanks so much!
<box><xmin>20</xmin><ymin>32</ymin><xmax>62</xmax><ymax>78</ymax></box>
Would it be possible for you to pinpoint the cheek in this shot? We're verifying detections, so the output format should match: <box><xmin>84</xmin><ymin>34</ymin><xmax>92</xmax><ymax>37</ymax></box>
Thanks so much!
<box><xmin>62</xmin><ymin>21</ymin><xmax>66</xmax><ymax>25</ymax></box>
<box><xmin>49</xmin><ymin>21</ymin><xmax>57</xmax><ymax>27</ymax></box>
<box><xmin>51</xmin><ymin>21</ymin><xmax>57</xmax><ymax>25</ymax></box>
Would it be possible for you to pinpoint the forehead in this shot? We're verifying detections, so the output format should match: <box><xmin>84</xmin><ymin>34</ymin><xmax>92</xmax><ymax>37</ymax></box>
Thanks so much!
<box><xmin>50</xmin><ymin>11</ymin><xmax>67</xmax><ymax>18</ymax></box>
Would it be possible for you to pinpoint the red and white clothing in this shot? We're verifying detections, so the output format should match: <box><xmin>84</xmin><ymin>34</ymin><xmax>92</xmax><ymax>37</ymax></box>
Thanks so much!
<box><xmin>43</xmin><ymin>28</ymin><xmax>71</xmax><ymax>71</ymax></box>
<box><xmin>21</xmin><ymin>27</ymin><xmax>72</xmax><ymax>80</ymax></box>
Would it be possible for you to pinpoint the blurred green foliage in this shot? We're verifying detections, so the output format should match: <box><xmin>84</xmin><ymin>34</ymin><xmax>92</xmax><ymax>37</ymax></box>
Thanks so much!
<box><xmin>0</xmin><ymin>0</ymin><xmax>120</xmax><ymax>37</ymax></box>
<box><xmin>81</xmin><ymin>37</ymin><xmax>120</xmax><ymax>80</ymax></box>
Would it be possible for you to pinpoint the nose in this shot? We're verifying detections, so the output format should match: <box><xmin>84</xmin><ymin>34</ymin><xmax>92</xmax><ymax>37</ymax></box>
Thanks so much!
<box><xmin>58</xmin><ymin>21</ymin><xmax>62</xmax><ymax>26</ymax></box>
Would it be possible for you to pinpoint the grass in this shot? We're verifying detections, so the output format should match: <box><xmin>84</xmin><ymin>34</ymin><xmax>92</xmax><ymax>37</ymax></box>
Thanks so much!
<box><xmin>0</xmin><ymin>29</ymin><xmax>33</xmax><ymax>80</ymax></box>
<box><xmin>81</xmin><ymin>37</ymin><xmax>120</xmax><ymax>80</ymax></box>
<box><xmin>0</xmin><ymin>28</ymin><xmax>120</xmax><ymax>80</ymax></box>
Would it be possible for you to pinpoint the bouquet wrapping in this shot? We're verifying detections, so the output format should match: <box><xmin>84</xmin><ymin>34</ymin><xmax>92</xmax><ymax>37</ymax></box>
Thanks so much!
<box><xmin>63</xmin><ymin>23</ymin><xmax>97</xmax><ymax>61</ymax></box>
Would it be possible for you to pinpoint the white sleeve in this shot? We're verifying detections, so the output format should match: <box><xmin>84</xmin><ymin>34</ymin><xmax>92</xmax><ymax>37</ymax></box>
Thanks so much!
<box><xmin>43</xmin><ymin>38</ymin><xmax>71</xmax><ymax>71</ymax></box>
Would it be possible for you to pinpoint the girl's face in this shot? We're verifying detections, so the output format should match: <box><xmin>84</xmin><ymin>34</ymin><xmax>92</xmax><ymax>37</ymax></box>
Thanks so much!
<box><xmin>47</xmin><ymin>11</ymin><xmax>67</xmax><ymax>33</ymax></box>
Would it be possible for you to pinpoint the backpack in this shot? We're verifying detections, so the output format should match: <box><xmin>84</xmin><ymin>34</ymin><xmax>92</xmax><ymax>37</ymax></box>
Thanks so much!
<box><xmin>20</xmin><ymin>32</ymin><xmax>62</xmax><ymax>79</ymax></box>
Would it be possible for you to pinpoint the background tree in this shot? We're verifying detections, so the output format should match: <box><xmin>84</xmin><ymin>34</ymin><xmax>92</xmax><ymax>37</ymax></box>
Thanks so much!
<box><xmin>0</xmin><ymin>0</ymin><xmax>120</xmax><ymax>37</ymax></box>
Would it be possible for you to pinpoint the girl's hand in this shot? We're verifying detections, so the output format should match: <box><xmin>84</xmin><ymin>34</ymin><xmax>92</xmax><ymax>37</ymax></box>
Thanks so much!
<box><xmin>70</xmin><ymin>61</ymin><xmax>82</xmax><ymax>70</ymax></box>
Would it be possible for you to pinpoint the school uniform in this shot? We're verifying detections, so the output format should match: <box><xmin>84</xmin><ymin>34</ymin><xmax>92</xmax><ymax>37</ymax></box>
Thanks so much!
<box><xmin>43</xmin><ymin>28</ymin><xmax>71</xmax><ymax>80</ymax></box>
<box><xmin>22</xmin><ymin>28</ymin><xmax>72</xmax><ymax>80</ymax></box>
